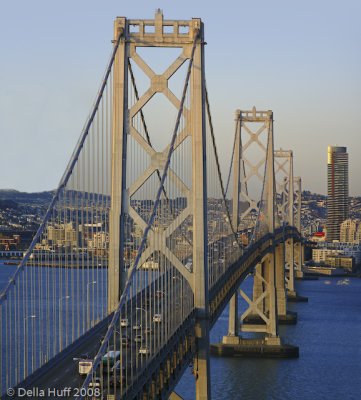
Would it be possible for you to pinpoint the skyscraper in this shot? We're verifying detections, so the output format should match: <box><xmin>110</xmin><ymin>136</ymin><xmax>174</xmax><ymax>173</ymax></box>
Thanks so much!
<box><xmin>327</xmin><ymin>146</ymin><xmax>349</xmax><ymax>241</ymax></box>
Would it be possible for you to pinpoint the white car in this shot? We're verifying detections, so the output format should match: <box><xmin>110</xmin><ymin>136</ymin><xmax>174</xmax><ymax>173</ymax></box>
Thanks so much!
<box><xmin>138</xmin><ymin>346</ymin><xmax>150</xmax><ymax>356</ymax></box>
<box><xmin>153</xmin><ymin>314</ymin><xmax>162</xmax><ymax>323</ymax></box>
<box><xmin>78</xmin><ymin>359</ymin><xmax>93</xmax><ymax>376</ymax></box>
<box><xmin>89</xmin><ymin>377</ymin><xmax>101</xmax><ymax>388</ymax></box>
<box><xmin>120</xmin><ymin>318</ymin><xmax>129</xmax><ymax>327</ymax></box>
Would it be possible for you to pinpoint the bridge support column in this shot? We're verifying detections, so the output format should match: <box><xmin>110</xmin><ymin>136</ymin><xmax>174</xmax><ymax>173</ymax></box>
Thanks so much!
<box><xmin>263</xmin><ymin>251</ymin><xmax>279</xmax><ymax>343</ymax></box>
<box><xmin>225</xmin><ymin>110</ymin><xmax>241</xmax><ymax>344</ymax></box>
<box><xmin>223</xmin><ymin>293</ymin><xmax>240</xmax><ymax>344</ymax></box>
<box><xmin>240</xmin><ymin>251</ymin><xmax>280</xmax><ymax>344</ymax></box>
<box><xmin>108</xmin><ymin>17</ymin><xmax>128</xmax><ymax>313</ymax></box>
<box><xmin>294</xmin><ymin>241</ymin><xmax>304</xmax><ymax>279</ymax></box>
<box><xmin>285</xmin><ymin>237</ymin><xmax>296</xmax><ymax>297</ymax></box>
<box><xmin>252</xmin><ymin>263</ymin><xmax>265</xmax><ymax>314</ymax></box>
<box><xmin>288</xmin><ymin>240</ymin><xmax>308</xmax><ymax>300</ymax></box>
<box><xmin>275</xmin><ymin>242</ymin><xmax>287</xmax><ymax>316</ymax></box>
<box><xmin>190</xmin><ymin>18</ymin><xmax>211</xmax><ymax>400</ymax></box>
<box><xmin>276</xmin><ymin>241</ymin><xmax>298</xmax><ymax>322</ymax></box>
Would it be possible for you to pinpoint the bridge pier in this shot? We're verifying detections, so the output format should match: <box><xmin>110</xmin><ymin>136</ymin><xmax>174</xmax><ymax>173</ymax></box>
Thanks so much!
<box><xmin>277</xmin><ymin>242</ymin><xmax>298</xmax><ymax>323</ymax></box>
<box><xmin>240</xmin><ymin>242</ymin><xmax>299</xmax><ymax>325</ymax></box>
<box><xmin>294</xmin><ymin>241</ymin><xmax>305</xmax><ymax>279</ymax></box>
<box><xmin>217</xmin><ymin>249</ymin><xmax>299</xmax><ymax>357</ymax></box>
<box><xmin>226</xmin><ymin>293</ymin><xmax>239</xmax><ymax>340</ymax></box>
<box><xmin>240</xmin><ymin>252</ymin><xmax>279</xmax><ymax>340</ymax></box>
<box><xmin>219</xmin><ymin>108</ymin><xmax>300</xmax><ymax>357</ymax></box>
<box><xmin>285</xmin><ymin>237</ymin><xmax>296</xmax><ymax>296</ymax></box>
<box><xmin>286</xmin><ymin>239</ymin><xmax>308</xmax><ymax>302</ymax></box>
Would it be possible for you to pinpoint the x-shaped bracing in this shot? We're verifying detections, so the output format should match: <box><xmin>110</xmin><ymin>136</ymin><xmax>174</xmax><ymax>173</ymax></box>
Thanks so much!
<box><xmin>127</xmin><ymin>46</ymin><xmax>195</xmax><ymax>288</ymax></box>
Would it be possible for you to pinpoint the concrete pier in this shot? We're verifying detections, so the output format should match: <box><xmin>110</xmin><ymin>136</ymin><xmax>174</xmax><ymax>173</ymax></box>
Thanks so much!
<box><xmin>296</xmin><ymin>275</ymin><xmax>319</xmax><ymax>281</ymax></box>
<box><xmin>211</xmin><ymin>338</ymin><xmax>299</xmax><ymax>358</ymax></box>
<box><xmin>287</xmin><ymin>292</ymin><xmax>308</xmax><ymax>302</ymax></box>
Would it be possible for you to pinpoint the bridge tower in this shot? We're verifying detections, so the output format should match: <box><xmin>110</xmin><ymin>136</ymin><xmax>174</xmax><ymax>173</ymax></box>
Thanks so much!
<box><xmin>274</xmin><ymin>149</ymin><xmax>305</xmax><ymax>315</ymax></box>
<box><xmin>107</xmin><ymin>10</ymin><xmax>211</xmax><ymax>399</ymax></box>
<box><xmin>274</xmin><ymin>150</ymin><xmax>297</xmax><ymax>298</ymax></box>
<box><xmin>225</xmin><ymin>107</ymin><xmax>280</xmax><ymax>344</ymax></box>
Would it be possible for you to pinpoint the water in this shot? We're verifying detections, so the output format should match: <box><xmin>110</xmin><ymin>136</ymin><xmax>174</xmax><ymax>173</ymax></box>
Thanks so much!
<box><xmin>175</xmin><ymin>276</ymin><xmax>361</xmax><ymax>400</ymax></box>
<box><xmin>0</xmin><ymin>260</ymin><xmax>108</xmax><ymax>389</ymax></box>
<box><xmin>1</xmin><ymin>262</ymin><xmax>360</xmax><ymax>399</ymax></box>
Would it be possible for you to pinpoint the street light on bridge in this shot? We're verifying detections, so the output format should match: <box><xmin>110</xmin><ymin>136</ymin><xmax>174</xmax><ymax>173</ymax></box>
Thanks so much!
<box><xmin>136</xmin><ymin>307</ymin><xmax>148</xmax><ymax>343</ymax></box>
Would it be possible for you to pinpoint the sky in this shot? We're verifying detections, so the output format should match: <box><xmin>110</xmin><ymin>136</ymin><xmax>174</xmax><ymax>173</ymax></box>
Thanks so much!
<box><xmin>0</xmin><ymin>0</ymin><xmax>360</xmax><ymax>195</ymax></box>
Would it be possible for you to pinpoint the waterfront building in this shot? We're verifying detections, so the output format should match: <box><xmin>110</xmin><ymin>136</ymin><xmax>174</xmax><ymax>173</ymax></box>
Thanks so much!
<box><xmin>325</xmin><ymin>254</ymin><xmax>354</xmax><ymax>272</ymax></box>
<box><xmin>47</xmin><ymin>223</ymin><xmax>78</xmax><ymax>248</ymax></box>
<box><xmin>326</xmin><ymin>146</ymin><xmax>349</xmax><ymax>241</ymax></box>
<box><xmin>87</xmin><ymin>231</ymin><xmax>109</xmax><ymax>256</ymax></box>
<box><xmin>314</xmin><ymin>241</ymin><xmax>361</xmax><ymax>265</ymax></box>
<box><xmin>312</xmin><ymin>248</ymin><xmax>340</xmax><ymax>263</ymax></box>
<box><xmin>340</xmin><ymin>218</ymin><xmax>361</xmax><ymax>243</ymax></box>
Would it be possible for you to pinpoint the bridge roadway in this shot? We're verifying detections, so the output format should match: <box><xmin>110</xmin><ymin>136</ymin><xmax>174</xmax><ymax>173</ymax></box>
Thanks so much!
<box><xmin>13</xmin><ymin>272</ymin><xmax>184</xmax><ymax>399</ymax></box>
<box><xmin>13</xmin><ymin>226</ymin><xmax>299</xmax><ymax>400</ymax></box>
<box><xmin>123</xmin><ymin>227</ymin><xmax>300</xmax><ymax>400</ymax></box>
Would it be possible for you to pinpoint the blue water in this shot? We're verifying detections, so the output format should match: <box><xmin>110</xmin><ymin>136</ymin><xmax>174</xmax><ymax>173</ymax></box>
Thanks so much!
<box><xmin>1</xmin><ymin>261</ymin><xmax>360</xmax><ymax>399</ymax></box>
<box><xmin>175</xmin><ymin>276</ymin><xmax>361</xmax><ymax>400</ymax></box>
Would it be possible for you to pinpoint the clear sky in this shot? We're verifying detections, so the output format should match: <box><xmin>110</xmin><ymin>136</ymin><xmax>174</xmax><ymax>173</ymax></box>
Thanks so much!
<box><xmin>1</xmin><ymin>0</ymin><xmax>360</xmax><ymax>195</ymax></box>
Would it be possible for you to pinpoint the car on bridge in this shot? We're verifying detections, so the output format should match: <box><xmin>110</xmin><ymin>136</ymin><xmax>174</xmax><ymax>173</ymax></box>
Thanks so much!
<box><xmin>102</xmin><ymin>350</ymin><xmax>121</xmax><ymax>368</ymax></box>
<box><xmin>77</xmin><ymin>359</ymin><xmax>93</xmax><ymax>376</ymax></box>
<box><xmin>120</xmin><ymin>318</ymin><xmax>129</xmax><ymax>327</ymax></box>
<box><xmin>138</xmin><ymin>346</ymin><xmax>150</xmax><ymax>356</ymax></box>
<box><xmin>89</xmin><ymin>377</ymin><xmax>101</xmax><ymax>389</ymax></box>
<box><xmin>153</xmin><ymin>313</ymin><xmax>162</xmax><ymax>323</ymax></box>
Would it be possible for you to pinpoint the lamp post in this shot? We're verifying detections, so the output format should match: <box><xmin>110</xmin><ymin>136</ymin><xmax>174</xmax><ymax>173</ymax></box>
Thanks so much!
<box><xmin>24</xmin><ymin>315</ymin><xmax>36</xmax><ymax>379</ymax></box>
<box><xmin>86</xmin><ymin>281</ymin><xmax>97</xmax><ymax>329</ymax></box>
<box><xmin>59</xmin><ymin>296</ymin><xmax>70</xmax><ymax>351</ymax></box>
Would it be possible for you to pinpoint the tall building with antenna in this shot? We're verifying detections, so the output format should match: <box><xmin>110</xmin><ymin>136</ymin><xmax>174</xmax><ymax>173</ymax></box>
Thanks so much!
<box><xmin>327</xmin><ymin>146</ymin><xmax>349</xmax><ymax>241</ymax></box>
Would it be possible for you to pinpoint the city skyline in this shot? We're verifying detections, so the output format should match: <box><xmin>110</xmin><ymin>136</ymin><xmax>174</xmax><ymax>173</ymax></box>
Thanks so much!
<box><xmin>1</xmin><ymin>1</ymin><xmax>360</xmax><ymax>195</ymax></box>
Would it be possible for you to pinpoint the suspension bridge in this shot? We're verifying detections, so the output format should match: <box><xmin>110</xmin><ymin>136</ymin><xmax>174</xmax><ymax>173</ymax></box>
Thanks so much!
<box><xmin>0</xmin><ymin>11</ymin><xmax>305</xmax><ymax>400</ymax></box>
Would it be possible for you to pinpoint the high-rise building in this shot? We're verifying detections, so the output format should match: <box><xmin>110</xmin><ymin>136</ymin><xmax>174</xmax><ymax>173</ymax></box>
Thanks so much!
<box><xmin>327</xmin><ymin>146</ymin><xmax>349</xmax><ymax>241</ymax></box>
